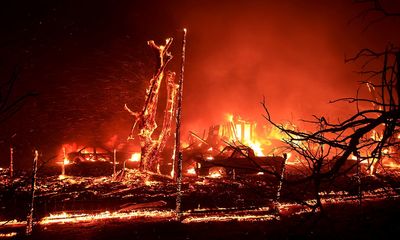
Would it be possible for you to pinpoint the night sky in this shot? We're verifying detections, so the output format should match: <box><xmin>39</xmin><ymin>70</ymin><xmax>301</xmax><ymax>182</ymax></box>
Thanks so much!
<box><xmin>0</xmin><ymin>0</ymin><xmax>399</xmax><ymax>167</ymax></box>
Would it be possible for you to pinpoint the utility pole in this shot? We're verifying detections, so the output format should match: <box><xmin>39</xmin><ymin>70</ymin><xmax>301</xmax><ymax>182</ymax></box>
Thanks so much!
<box><xmin>61</xmin><ymin>147</ymin><xmax>66</xmax><ymax>176</ymax></box>
<box><xmin>26</xmin><ymin>150</ymin><xmax>38</xmax><ymax>235</ymax></box>
<box><xmin>175</xmin><ymin>28</ymin><xmax>187</xmax><ymax>219</ymax></box>
<box><xmin>9</xmin><ymin>146</ymin><xmax>14</xmax><ymax>179</ymax></box>
<box><xmin>113</xmin><ymin>149</ymin><xmax>117</xmax><ymax>177</ymax></box>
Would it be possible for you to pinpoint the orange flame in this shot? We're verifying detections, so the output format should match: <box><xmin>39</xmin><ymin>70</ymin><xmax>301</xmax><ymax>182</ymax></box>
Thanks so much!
<box><xmin>129</xmin><ymin>153</ymin><xmax>141</xmax><ymax>162</ymax></box>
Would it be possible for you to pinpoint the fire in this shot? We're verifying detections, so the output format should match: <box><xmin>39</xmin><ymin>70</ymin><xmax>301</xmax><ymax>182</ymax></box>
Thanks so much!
<box><xmin>129</xmin><ymin>153</ymin><xmax>141</xmax><ymax>162</ymax></box>
<box><xmin>222</xmin><ymin>113</ymin><xmax>266</xmax><ymax>156</ymax></box>
<box><xmin>208</xmin><ymin>167</ymin><xmax>224</xmax><ymax>178</ymax></box>
<box><xmin>187</xmin><ymin>167</ymin><xmax>196</xmax><ymax>175</ymax></box>
<box><xmin>209</xmin><ymin>172</ymin><xmax>222</xmax><ymax>178</ymax></box>
<box><xmin>371</xmin><ymin>130</ymin><xmax>383</xmax><ymax>141</ymax></box>
<box><xmin>247</xmin><ymin>141</ymin><xmax>264</xmax><ymax>156</ymax></box>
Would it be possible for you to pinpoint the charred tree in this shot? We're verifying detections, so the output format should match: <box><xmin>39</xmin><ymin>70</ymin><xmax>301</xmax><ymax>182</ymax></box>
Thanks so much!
<box><xmin>125</xmin><ymin>38</ymin><xmax>178</xmax><ymax>172</ymax></box>
<box><xmin>0</xmin><ymin>66</ymin><xmax>36</xmax><ymax>124</ymax></box>
<box><xmin>261</xmin><ymin>45</ymin><xmax>399</xmax><ymax>209</ymax></box>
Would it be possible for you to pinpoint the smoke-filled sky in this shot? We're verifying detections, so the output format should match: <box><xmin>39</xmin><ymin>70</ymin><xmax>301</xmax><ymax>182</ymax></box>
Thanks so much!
<box><xmin>0</xmin><ymin>0</ymin><xmax>399</xmax><ymax>166</ymax></box>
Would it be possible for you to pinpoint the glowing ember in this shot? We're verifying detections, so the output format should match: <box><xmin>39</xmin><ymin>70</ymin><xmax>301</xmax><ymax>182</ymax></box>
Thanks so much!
<box><xmin>39</xmin><ymin>210</ymin><xmax>175</xmax><ymax>225</ymax></box>
<box><xmin>0</xmin><ymin>232</ymin><xmax>17</xmax><ymax>238</ymax></box>
<box><xmin>144</xmin><ymin>180</ymin><xmax>160</xmax><ymax>186</ymax></box>
<box><xmin>0</xmin><ymin>219</ymin><xmax>26</xmax><ymax>227</ymax></box>
<box><xmin>58</xmin><ymin>174</ymin><xmax>67</xmax><ymax>180</ymax></box>
<box><xmin>129</xmin><ymin>153</ymin><xmax>141</xmax><ymax>162</ymax></box>
<box><xmin>181</xmin><ymin>214</ymin><xmax>276</xmax><ymax>223</ymax></box>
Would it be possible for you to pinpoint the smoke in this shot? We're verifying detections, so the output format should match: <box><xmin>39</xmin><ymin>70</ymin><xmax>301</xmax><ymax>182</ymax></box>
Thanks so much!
<box><xmin>1</xmin><ymin>0</ymin><xmax>399</xmax><ymax>167</ymax></box>
<box><xmin>173</xmin><ymin>0</ymin><xmax>400</xmax><ymax>133</ymax></box>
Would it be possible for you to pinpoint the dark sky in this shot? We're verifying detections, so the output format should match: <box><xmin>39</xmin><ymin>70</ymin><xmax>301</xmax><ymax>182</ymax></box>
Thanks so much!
<box><xmin>0</xmin><ymin>0</ymin><xmax>399</xmax><ymax>166</ymax></box>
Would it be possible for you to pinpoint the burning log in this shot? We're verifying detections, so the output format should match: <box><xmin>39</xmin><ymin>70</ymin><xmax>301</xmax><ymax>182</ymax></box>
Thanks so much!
<box><xmin>125</xmin><ymin>38</ymin><xmax>178</xmax><ymax>173</ymax></box>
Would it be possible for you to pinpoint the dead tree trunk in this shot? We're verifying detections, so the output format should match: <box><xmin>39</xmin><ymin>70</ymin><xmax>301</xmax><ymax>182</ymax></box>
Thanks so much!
<box><xmin>26</xmin><ymin>150</ymin><xmax>38</xmax><ymax>236</ymax></box>
<box><xmin>125</xmin><ymin>38</ymin><xmax>177</xmax><ymax>172</ymax></box>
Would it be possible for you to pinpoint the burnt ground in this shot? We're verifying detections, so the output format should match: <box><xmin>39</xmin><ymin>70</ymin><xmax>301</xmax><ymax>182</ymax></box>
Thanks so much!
<box><xmin>1</xmin><ymin>165</ymin><xmax>400</xmax><ymax>239</ymax></box>
<box><xmin>8</xmin><ymin>198</ymin><xmax>400</xmax><ymax>240</ymax></box>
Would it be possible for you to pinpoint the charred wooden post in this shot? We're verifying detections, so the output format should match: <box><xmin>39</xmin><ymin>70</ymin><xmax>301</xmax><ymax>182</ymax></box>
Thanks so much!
<box><xmin>273</xmin><ymin>153</ymin><xmax>287</xmax><ymax>216</ymax></box>
<box><xmin>26</xmin><ymin>150</ymin><xmax>38</xmax><ymax>236</ymax></box>
<box><xmin>113</xmin><ymin>149</ymin><xmax>117</xmax><ymax>176</ymax></box>
<box><xmin>125</xmin><ymin>37</ymin><xmax>177</xmax><ymax>172</ymax></box>
<box><xmin>356</xmin><ymin>153</ymin><xmax>362</xmax><ymax>207</ymax></box>
<box><xmin>175</xmin><ymin>28</ymin><xmax>187</xmax><ymax>218</ymax></box>
<box><xmin>9</xmin><ymin>146</ymin><xmax>13</xmax><ymax>179</ymax></box>
<box><xmin>61</xmin><ymin>147</ymin><xmax>66</xmax><ymax>176</ymax></box>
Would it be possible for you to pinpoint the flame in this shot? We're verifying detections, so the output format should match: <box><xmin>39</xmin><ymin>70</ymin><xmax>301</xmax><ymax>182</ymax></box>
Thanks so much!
<box><xmin>129</xmin><ymin>153</ymin><xmax>141</xmax><ymax>162</ymax></box>
<box><xmin>370</xmin><ymin>130</ymin><xmax>383</xmax><ymax>141</ymax></box>
<box><xmin>187</xmin><ymin>167</ymin><xmax>196</xmax><ymax>175</ymax></box>
<box><xmin>247</xmin><ymin>141</ymin><xmax>264</xmax><ymax>156</ymax></box>
<box><xmin>226</xmin><ymin>113</ymin><xmax>234</xmax><ymax>122</ymax></box>
<box><xmin>209</xmin><ymin>172</ymin><xmax>222</xmax><ymax>178</ymax></box>
<box><xmin>350</xmin><ymin>155</ymin><xmax>358</xmax><ymax>161</ymax></box>
<box><xmin>222</xmin><ymin>113</ymin><xmax>266</xmax><ymax>156</ymax></box>
<box><xmin>208</xmin><ymin>167</ymin><xmax>224</xmax><ymax>178</ymax></box>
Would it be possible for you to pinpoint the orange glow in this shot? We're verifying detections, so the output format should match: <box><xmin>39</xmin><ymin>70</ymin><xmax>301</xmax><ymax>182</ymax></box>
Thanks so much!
<box><xmin>129</xmin><ymin>153</ymin><xmax>141</xmax><ymax>162</ymax></box>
